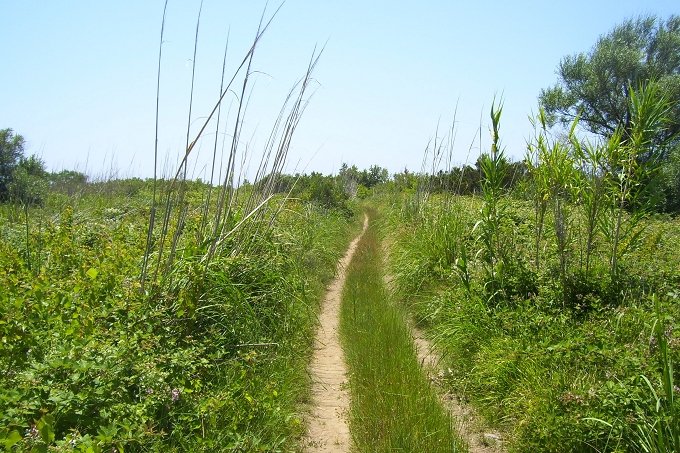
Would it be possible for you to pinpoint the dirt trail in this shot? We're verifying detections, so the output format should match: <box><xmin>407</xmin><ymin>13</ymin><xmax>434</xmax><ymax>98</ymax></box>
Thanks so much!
<box><xmin>304</xmin><ymin>214</ymin><xmax>369</xmax><ymax>452</ymax></box>
<box><xmin>381</xmin><ymin>242</ymin><xmax>505</xmax><ymax>453</ymax></box>
<box><xmin>409</xmin><ymin>322</ymin><xmax>504</xmax><ymax>453</ymax></box>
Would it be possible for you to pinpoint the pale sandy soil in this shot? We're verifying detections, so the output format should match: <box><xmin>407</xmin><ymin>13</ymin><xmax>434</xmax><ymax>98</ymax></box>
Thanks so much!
<box><xmin>304</xmin><ymin>214</ymin><xmax>368</xmax><ymax>453</ymax></box>
<box><xmin>408</xmin><ymin>321</ymin><xmax>505</xmax><ymax>453</ymax></box>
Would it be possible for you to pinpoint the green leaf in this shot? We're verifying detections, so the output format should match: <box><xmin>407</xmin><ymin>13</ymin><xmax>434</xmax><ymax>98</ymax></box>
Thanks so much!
<box><xmin>2</xmin><ymin>430</ymin><xmax>21</xmax><ymax>450</ymax></box>
<box><xmin>37</xmin><ymin>414</ymin><xmax>55</xmax><ymax>443</ymax></box>
<box><xmin>86</xmin><ymin>267</ymin><xmax>99</xmax><ymax>280</ymax></box>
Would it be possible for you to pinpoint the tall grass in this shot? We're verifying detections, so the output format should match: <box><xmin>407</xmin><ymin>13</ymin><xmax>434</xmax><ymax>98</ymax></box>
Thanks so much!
<box><xmin>340</xmin><ymin>208</ymin><xmax>464</xmax><ymax>452</ymax></box>
<box><xmin>0</xmin><ymin>185</ymin><xmax>355</xmax><ymax>451</ymax></box>
<box><xmin>476</xmin><ymin>101</ymin><xmax>512</xmax><ymax>304</ymax></box>
<box><xmin>634</xmin><ymin>296</ymin><xmax>680</xmax><ymax>452</ymax></box>
<box><xmin>141</xmin><ymin>2</ymin><xmax>323</xmax><ymax>290</ymax></box>
<box><xmin>386</xmin><ymin>82</ymin><xmax>680</xmax><ymax>452</ymax></box>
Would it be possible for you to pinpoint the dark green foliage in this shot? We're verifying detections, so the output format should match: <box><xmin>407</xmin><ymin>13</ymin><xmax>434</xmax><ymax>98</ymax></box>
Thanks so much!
<box><xmin>0</xmin><ymin>129</ymin><xmax>27</xmax><ymax>202</ymax></box>
<box><xmin>0</xmin><ymin>186</ymin><xmax>353</xmax><ymax>451</ymax></box>
<box><xmin>298</xmin><ymin>172</ymin><xmax>348</xmax><ymax>210</ymax></box>
<box><xmin>0</xmin><ymin>129</ymin><xmax>52</xmax><ymax>206</ymax></box>
<box><xmin>49</xmin><ymin>170</ymin><xmax>88</xmax><ymax>196</ymax></box>
<box><xmin>361</xmin><ymin>164</ymin><xmax>389</xmax><ymax>188</ymax></box>
<box><xmin>540</xmin><ymin>15</ymin><xmax>680</xmax><ymax>148</ymax></box>
<box><xmin>660</xmin><ymin>143</ymin><xmax>680</xmax><ymax>213</ymax></box>
<box><xmin>390</xmin><ymin>168</ymin><xmax>418</xmax><ymax>195</ymax></box>
<box><xmin>256</xmin><ymin>171</ymin><xmax>353</xmax><ymax>213</ymax></box>
<box><xmin>400</xmin><ymin>160</ymin><xmax>526</xmax><ymax>198</ymax></box>
<box><xmin>338</xmin><ymin>163</ymin><xmax>389</xmax><ymax>191</ymax></box>
<box><xmin>9</xmin><ymin>155</ymin><xmax>49</xmax><ymax>206</ymax></box>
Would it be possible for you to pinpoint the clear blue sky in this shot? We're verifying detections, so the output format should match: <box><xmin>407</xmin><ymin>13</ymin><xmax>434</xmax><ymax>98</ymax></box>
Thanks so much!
<box><xmin>2</xmin><ymin>1</ymin><xmax>678</xmax><ymax>180</ymax></box>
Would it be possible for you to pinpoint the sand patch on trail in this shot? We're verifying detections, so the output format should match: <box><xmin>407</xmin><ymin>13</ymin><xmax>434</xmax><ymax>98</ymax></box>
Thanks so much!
<box><xmin>380</xmin><ymin>238</ymin><xmax>505</xmax><ymax>453</ymax></box>
<box><xmin>304</xmin><ymin>214</ymin><xmax>368</xmax><ymax>452</ymax></box>
<box><xmin>408</xmin><ymin>321</ymin><xmax>505</xmax><ymax>453</ymax></box>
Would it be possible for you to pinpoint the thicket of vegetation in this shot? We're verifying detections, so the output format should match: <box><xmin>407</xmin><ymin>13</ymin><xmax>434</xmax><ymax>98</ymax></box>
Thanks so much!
<box><xmin>0</xmin><ymin>176</ymin><xmax>355</xmax><ymax>451</ymax></box>
<box><xmin>388</xmin><ymin>81</ymin><xmax>680</xmax><ymax>451</ymax></box>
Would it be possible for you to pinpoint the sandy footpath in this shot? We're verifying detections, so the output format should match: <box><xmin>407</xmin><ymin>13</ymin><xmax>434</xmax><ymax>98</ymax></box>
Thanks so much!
<box><xmin>304</xmin><ymin>214</ymin><xmax>368</xmax><ymax>452</ymax></box>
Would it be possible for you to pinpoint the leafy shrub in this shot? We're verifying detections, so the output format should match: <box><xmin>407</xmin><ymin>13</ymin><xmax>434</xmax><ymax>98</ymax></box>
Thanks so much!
<box><xmin>388</xmin><ymin>176</ymin><xmax>680</xmax><ymax>452</ymax></box>
<box><xmin>0</xmin><ymin>188</ymin><xmax>353</xmax><ymax>451</ymax></box>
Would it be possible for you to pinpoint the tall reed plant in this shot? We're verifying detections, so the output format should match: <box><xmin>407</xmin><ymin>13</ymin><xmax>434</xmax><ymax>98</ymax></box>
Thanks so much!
<box><xmin>475</xmin><ymin>101</ymin><xmax>511</xmax><ymax>304</ymax></box>
<box><xmin>526</xmin><ymin>110</ymin><xmax>579</xmax><ymax>306</ymax></box>
<box><xmin>141</xmin><ymin>3</ymin><xmax>322</xmax><ymax>291</ymax></box>
<box><xmin>601</xmin><ymin>82</ymin><xmax>672</xmax><ymax>281</ymax></box>
<box><xmin>570</xmin><ymin>130</ymin><xmax>610</xmax><ymax>274</ymax></box>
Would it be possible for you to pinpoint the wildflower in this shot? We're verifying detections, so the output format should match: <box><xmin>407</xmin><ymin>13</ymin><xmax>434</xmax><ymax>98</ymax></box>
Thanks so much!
<box><xmin>146</xmin><ymin>388</ymin><xmax>154</xmax><ymax>395</ymax></box>
<box><xmin>649</xmin><ymin>335</ymin><xmax>658</xmax><ymax>351</ymax></box>
<box><xmin>171</xmin><ymin>388</ymin><xmax>181</xmax><ymax>402</ymax></box>
<box><xmin>559</xmin><ymin>392</ymin><xmax>584</xmax><ymax>405</ymax></box>
<box><xmin>25</xmin><ymin>425</ymin><xmax>39</xmax><ymax>440</ymax></box>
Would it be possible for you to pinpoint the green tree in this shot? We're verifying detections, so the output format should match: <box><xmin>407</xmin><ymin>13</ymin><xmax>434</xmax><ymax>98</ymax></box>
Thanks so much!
<box><xmin>359</xmin><ymin>165</ymin><xmax>389</xmax><ymax>188</ymax></box>
<box><xmin>10</xmin><ymin>155</ymin><xmax>48</xmax><ymax>205</ymax></box>
<box><xmin>0</xmin><ymin>128</ymin><xmax>26</xmax><ymax>201</ymax></box>
<box><xmin>392</xmin><ymin>168</ymin><xmax>417</xmax><ymax>193</ymax></box>
<box><xmin>49</xmin><ymin>169</ymin><xmax>88</xmax><ymax>196</ymax></box>
<box><xmin>338</xmin><ymin>163</ymin><xmax>361</xmax><ymax>197</ymax></box>
<box><xmin>662</xmin><ymin>146</ymin><xmax>680</xmax><ymax>212</ymax></box>
<box><xmin>539</xmin><ymin>15</ymin><xmax>680</xmax><ymax>153</ymax></box>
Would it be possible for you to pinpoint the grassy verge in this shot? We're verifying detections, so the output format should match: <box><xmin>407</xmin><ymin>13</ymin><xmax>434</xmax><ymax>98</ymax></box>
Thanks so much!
<box><xmin>0</xmin><ymin>183</ymin><xmax>355</xmax><ymax>452</ymax></box>
<box><xmin>388</xmin><ymin>194</ymin><xmax>680</xmax><ymax>452</ymax></box>
<box><xmin>340</xmin><ymin>208</ymin><xmax>464</xmax><ymax>452</ymax></box>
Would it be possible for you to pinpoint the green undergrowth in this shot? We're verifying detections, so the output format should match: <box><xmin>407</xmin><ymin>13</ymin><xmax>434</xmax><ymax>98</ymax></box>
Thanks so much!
<box><xmin>0</xmin><ymin>182</ymin><xmax>355</xmax><ymax>452</ymax></box>
<box><xmin>340</xmin><ymin>207</ymin><xmax>464</xmax><ymax>452</ymax></box>
<box><xmin>388</xmin><ymin>195</ymin><xmax>680</xmax><ymax>452</ymax></box>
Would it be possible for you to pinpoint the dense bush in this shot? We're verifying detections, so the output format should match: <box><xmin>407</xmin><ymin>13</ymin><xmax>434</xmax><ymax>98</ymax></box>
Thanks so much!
<box><xmin>0</xmin><ymin>186</ymin><xmax>353</xmax><ymax>451</ymax></box>
<box><xmin>389</xmin><ymin>194</ymin><xmax>680</xmax><ymax>452</ymax></box>
<box><xmin>1</xmin><ymin>129</ymin><xmax>49</xmax><ymax>205</ymax></box>
<box><xmin>388</xmin><ymin>94</ymin><xmax>680</xmax><ymax>452</ymax></box>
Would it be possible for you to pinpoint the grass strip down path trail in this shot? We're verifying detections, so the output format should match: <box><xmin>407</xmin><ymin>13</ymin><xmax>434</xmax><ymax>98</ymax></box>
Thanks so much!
<box><xmin>339</xmin><ymin>210</ymin><xmax>466</xmax><ymax>452</ymax></box>
<box><xmin>305</xmin><ymin>214</ymin><xmax>369</xmax><ymax>452</ymax></box>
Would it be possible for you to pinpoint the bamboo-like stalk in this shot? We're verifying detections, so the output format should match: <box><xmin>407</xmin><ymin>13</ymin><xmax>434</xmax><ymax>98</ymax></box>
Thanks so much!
<box><xmin>142</xmin><ymin>0</ymin><xmax>323</xmax><ymax>286</ymax></box>
<box><xmin>200</xmin><ymin>28</ymin><xmax>230</xmax><ymax>240</ymax></box>
<box><xmin>165</xmin><ymin>0</ymin><xmax>205</xmax><ymax>279</ymax></box>
<box><xmin>236</xmin><ymin>48</ymin><xmax>323</xmax><ymax>254</ymax></box>
<box><xmin>149</xmin><ymin>3</ymin><xmax>284</xmax><ymax>281</ymax></box>
<box><xmin>141</xmin><ymin>0</ymin><xmax>169</xmax><ymax>291</ymax></box>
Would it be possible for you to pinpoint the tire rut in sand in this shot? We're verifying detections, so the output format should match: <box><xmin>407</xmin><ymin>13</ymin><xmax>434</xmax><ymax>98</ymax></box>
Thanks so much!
<box><xmin>304</xmin><ymin>214</ymin><xmax>368</xmax><ymax>452</ymax></box>
<box><xmin>381</xmin><ymin>239</ymin><xmax>506</xmax><ymax>453</ymax></box>
<box><xmin>409</xmin><ymin>322</ymin><xmax>505</xmax><ymax>453</ymax></box>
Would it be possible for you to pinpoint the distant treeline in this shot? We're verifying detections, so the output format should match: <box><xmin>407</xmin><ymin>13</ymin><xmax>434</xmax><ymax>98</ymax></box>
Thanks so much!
<box><xmin>413</xmin><ymin>160</ymin><xmax>528</xmax><ymax>195</ymax></box>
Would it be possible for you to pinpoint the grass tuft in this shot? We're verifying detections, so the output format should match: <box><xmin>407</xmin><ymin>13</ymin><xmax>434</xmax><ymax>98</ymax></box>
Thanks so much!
<box><xmin>340</xmin><ymin>207</ymin><xmax>465</xmax><ymax>452</ymax></box>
